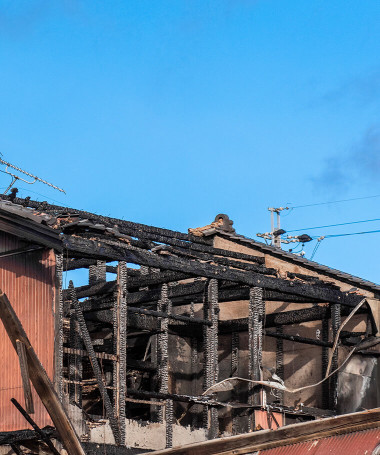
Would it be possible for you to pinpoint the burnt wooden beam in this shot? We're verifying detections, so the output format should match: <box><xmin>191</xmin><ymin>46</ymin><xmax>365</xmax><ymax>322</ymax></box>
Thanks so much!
<box><xmin>5</xmin><ymin>195</ymin><xmax>208</xmax><ymax>244</ymax></box>
<box><xmin>155</xmin><ymin>245</ymin><xmax>274</xmax><ymax>274</ymax></box>
<box><xmin>264</xmin><ymin>330</ymin><xmax>333</xmax><ymax>347</ymax></box>
<box><xmin>0</xmin><ymin>428</ymin><xmax>57</xmax><ymax>446</ymax></box>
<box><xmin>64</xmin><ymin>271</ymin><xmax>193</xmax><ymax>300</ymax></box>
<box><xmin>62</xmin><ymin>234</ymin><xmax>362</xmax><ymax>307</ymax></box>
<box><xmin>114</xmin><ymin>262</ymin><xmax>127</xmax><ymax>445</ymax></box>
<box><xmin>0</xmin><ymin>292</ymin><xmax>85</xmax><ymax>455</ymax></box>
<box><xmin>15</xmin><ymin>340</ymin><xmax>34</xmax><ymax>414</ymax></box>
<box><xmin>11</xmin><ymin>398</ymin><xmax>60</xmax><ymax>455</ymax></box>
<box><xmin>69</xmin><ymin>283</ymin><xmax>121</xmax><ymax>445</ymax></box>
<box><xmin>127</xmin><ymin>389</ymin><xmax>215</xmax><ymax>406</ymax></box>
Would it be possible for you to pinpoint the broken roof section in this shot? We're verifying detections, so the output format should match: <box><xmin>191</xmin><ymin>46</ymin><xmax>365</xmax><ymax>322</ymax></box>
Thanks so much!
<box><xmin>0</xmin><ymin>200</ymin><xmax>61</xmax><ymax>251</ymax></box>
<box><xmin>146</xmin><ymin>407</ymin><xmax>380</xmax><ymax>455</ymax></box>
<box><xmin>189</xmin><ymin>213</ymin><xmax>380</xmax><ymax>295</ymax></box>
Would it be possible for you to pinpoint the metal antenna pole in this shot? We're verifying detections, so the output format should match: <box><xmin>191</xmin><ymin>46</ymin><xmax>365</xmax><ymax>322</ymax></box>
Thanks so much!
<box><xmin>0</xmin><ymin>158</ymin><xmax>65</xmax><ymax>194</ymax></box>
<box><xmin>270</xmin><ymin>210</ymin><xmax>275</xmax><ymax>246</ymax></box>
<box><xmin>257</xmin><ymin>207</ymin><xmax>290</xmax><ymax>250</ymax></box>
<box><xmin>275</xmin><ymin>210</ymin><xmax>281</xmax><ymax>248</ymax></box>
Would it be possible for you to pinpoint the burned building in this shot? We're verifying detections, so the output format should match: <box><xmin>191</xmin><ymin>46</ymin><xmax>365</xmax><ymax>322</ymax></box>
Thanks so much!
<box><xmin>0</xmin><ymin>197</ymin><xmax>379</xmax><ymax>454</ymax></box>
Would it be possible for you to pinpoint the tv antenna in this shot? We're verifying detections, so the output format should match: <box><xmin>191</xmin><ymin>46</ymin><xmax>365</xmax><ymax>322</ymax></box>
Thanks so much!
<box><xmin>0</xmin><ymin>158</ymin><xmax>65</xmax><ymax>195</ymax></box>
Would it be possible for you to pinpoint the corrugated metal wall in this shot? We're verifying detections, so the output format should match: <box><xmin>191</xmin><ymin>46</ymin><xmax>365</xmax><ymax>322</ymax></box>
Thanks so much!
<box><xmin>259</xmin><ymin>427</ymin><xmax>380</xmax><ymax>454</ymax></box>
<box><xmin>0</xmin><ymin>231</ymin><xmax>56</xmax><ymax>431</ymax></box>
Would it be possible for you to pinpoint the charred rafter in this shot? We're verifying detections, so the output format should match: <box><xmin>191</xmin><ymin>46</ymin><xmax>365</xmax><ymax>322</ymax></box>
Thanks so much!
<box><xmin>62</xmin><ymin>234</ymin><xmax>362</xmax><ymax>307</ymax></box>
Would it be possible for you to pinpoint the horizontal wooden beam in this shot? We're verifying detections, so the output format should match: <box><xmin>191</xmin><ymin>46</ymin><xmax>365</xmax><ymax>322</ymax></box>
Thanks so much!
<box><xmin>62</xmin><ymin>235</ymin><xmax>361</xmax><ymax>306</ymax></box>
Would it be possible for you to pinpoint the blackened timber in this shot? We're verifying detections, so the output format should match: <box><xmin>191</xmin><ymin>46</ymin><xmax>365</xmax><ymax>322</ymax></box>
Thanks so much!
<box><xmin>0</xmin><ymin>428</ymin><xmax>57</xmax><ymax>446</ymax></box>
<box><xmin>15</xmin><ymin>340</ymin><xmax>34</xmax><ymax>414</ymax></box>
<box><xmin>7</xmin><ymin>195</ymin><xmax>206</xmax><ymax>244</ymax></box>
<box><xmin>65</xmin><ymin>271</ymin><xmax>193</xmax><ymax>300</ymax></box>
<box><xmin>127</xmin><ymin>389</ymin><xmax>216</xmax><ymax>406</ymax></box>
<box><xmin>330</xmin><ymin>303</ymin><xmax>341</xmax><ymax>410</ymax></box>
<box><xmin>114</xmin><ymin>262</ymin><xmax>127</xmax><ymax>445</ymax></box>
<box><xmin>62</xmin><ymin>235</ymin><xmax>362</xmax><ymax>306</ymax></box>
<box><xmin>157</xmin><ymin>245</ymin><xmax>274</xmax><ymax>274</ymax></box>
<box><xmin>128</xmin><ymin>307</ymin><xmax>212</xmax><ymax>326</ymax></box>
<box><xmin>219</xmin><ymin>306</ymin><xmax>368</xmax><ymax>332</ymax></box>
<box><xmin>70</xmin><ymin>283</ymin><xmax>121</xmax><ymax>445</ymax></box>
<box><xmin>85</xmin><ymin>310</ymin><xmax>158</xmax><ymax>332</ymax></box>
<box><xmin>64</xmin><ymin>257</ymin><xmax>141</xmax><ymax>275</ymax></box>
<box><xmin>10</xmin><ymin>398</ymin><xmax>60</xmax><ymax>455</ymax></box>
<box><xmin>248</xmin><ymin>287</ymin><xmax>264</xmax><ymax>424</ymax></box>
<box><xmin>264</xmin><ymin>330</ymin><xmax>333</xmax><ymax>347</ymax></box>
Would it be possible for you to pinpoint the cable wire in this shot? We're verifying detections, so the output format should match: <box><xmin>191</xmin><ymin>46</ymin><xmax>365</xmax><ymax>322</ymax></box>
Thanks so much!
<box><xmin>289</xmin><ymin>194</ymin><xmax>380</xmax><ymax>209</ymax></box>
<box><xmin>287</xmin><ymin>217</ymin><xmax>380</xmax><ymax>233</ymax></box>
<box><xmin>322</xmin><ymin>229</ymin><xmax>380</xmax><ymax>239</ymax></box>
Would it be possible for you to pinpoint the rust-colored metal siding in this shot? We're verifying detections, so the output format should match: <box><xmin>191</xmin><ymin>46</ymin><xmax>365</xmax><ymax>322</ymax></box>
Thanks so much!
<box><xmin>254</xmin><ymin>410</ymin><xmax>284</xmax><ymax>430</ymax></box>
<box><xmin>259</xmin><ymin>427</ymin><xmax>380</xmax><ymax>454</ymax></box>
<box><xmin>0</xmin><ymin>232</ymin><xmax>55</xmax><ymax>431</ymax></box>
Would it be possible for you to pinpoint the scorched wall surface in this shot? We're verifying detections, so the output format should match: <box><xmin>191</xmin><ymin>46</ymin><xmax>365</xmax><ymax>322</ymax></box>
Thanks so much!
<box><xmin>0</xmin><ymin>232</ymin><xmax>55</xmax><ymax>431</ymax></box>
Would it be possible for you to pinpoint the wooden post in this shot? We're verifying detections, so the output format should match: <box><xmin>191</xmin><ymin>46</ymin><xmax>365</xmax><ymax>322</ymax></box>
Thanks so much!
<box><xmin>0</xmin><ymin>291</ymin><xmax>85</xmax><ymax>455</ymax></box>
<box><xmin>203</xmin><ymin>279</ymin><xmax>219</xmax><ymax>439</ymax></box>
<box><xmin>330</xmin><ymin>303</ymin><xmax>341</xmax><ymax>410</ymax></box>
<box><xmin>249</xmin><ymin>287</ymin><xmax>264</xmax><ymax>430</ymax></box>
<box><xmin>54</xmin><ymin>253</ymin><xmax>64</xmax><ymax>401</ymax></box>
<box><xmin>16</xmin><ymin>340</ymin><xmax>34</xmax><ymax>414</ymax></box>
<box><xmin>114</xmin><ymin>261</ymin><xmax>127</xmax><ymax>445</ymax></box>
<box><xmin>69</xmin><ymin>282</ymin><xmax>121</xmax><ymax>445</ymax></box>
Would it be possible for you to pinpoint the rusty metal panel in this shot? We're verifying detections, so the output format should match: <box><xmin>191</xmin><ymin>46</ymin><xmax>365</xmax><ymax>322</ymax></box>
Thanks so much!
<box><xmin>259</xmin><ymin>427</ymin><xmax>380</xmax><ymax>454</ymax></box>
<box><xmin>254</xmin><ymin>410</ymin><xmax>284</xmax><ymax>430</ymax></box>
<box><xmin>0</xmin><ymin>231</ymin><xmax>55</xmax><ymax>431</ymax></box>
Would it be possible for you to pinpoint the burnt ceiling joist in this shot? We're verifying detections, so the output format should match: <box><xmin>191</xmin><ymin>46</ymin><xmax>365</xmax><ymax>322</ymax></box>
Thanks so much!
<box><xmin>62</xmin><ymin>234</ymin><xmax>362</xmax><ymax>307</ymax></box>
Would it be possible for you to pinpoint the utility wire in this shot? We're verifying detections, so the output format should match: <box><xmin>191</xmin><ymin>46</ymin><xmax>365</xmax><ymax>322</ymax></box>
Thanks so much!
<box><xmin>311</xmin><ymin>229</ymin><xmax>380</xmax><ymax>239</ymax></box>
<box><xmin>289</xmin><ymin>194</ymin><xmax>380</xmax><ymax>209</ymax></box>
<box><xmin>287</xmin><ymin>217</ymin><xmax>380</xmax><ymax>233</ymax></box>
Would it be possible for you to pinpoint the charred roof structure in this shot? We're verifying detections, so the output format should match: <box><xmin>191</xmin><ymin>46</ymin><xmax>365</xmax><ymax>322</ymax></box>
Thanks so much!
<box><xmin>0</xmin><ymin>196</ymin><xmax>379</xmax><ymax>454</ymax></box>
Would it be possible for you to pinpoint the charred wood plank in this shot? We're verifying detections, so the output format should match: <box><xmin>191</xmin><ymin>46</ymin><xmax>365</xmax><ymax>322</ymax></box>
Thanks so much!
<box><xmin>11</xmin><ymin>398</ymin><xmax>60</xmax><ymax>455</ymax></box>
<box><xmin>64</xmin><ymin>271</ymin><xmax>193</xmax><ymax>300</ymax></box>
<box><xmin>0</xmin><ymin>428</ymin><xmax>56</xmax><ymax>446</ymax></box>
<box><xmin>16</xmin><ymin>340</ymin><xmax>34</xmax><ymax>414</ymax></box>
<box><xmin>69</xmin><ymin>283</ymin><xmax>121</xmax><ymax>445</ymax></box>
<box><xmin>264</xmin><ymin>330</ymin><xmax>333</xmax><ymax>347</ymax></box>
<box><xmin>62</xmin><ymin>235</ymin><xmax>361</xmax><ymax>306</ymax></box>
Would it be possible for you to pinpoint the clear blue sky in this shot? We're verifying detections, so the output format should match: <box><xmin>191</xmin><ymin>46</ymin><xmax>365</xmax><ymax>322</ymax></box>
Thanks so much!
<box><xmin>0</xmin><ymin>1</ymin><xmax>379</xmax><ymax>283</ymax></box>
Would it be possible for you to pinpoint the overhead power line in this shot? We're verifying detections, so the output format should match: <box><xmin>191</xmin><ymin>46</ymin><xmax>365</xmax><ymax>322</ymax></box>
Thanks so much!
<box><xmin>312</xmin><ymin>229</ymin><xmax>380</xmax><ymax>239</ymax></box>
<box><xmin>290</xmin><ymin>194</ymin><xmax>380</xmax><ymax>209</ymax></box>
<box><xmin>287</xmin><ymin>217</ymin><xmax>380</xmax><ymax>233</ymax></box>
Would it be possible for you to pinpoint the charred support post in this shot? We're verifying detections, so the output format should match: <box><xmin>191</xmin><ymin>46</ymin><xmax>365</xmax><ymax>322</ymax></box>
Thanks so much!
<box><xmin>11</xmin><ymin>398</ymin><xmax>60</xmax><ymax>455</ymax></box>
<box><xmin>330</xmin><ymin>304</ymin><xmax>341</xmax><ymax>410</ymax></box>
<box><xmin>203</xmin><ymin>279</ymin><xmax>219</xmax><ymax>439</ymax></box>
<box><xmin>54</xmin><ymin>253</ymin><xmax>64</xmax><ymax>400</ymax></box>
<box><xmin>322</xmin><ymin>318</ymin><xmax>329</xmax><ymax>409</ymax></box>
<box><xmin>190</xmin><ymin>301</ymin><xmax>199</xmax><ymax>430</ymax></box>
<box><xmin>248</xmin><ymin>287</ymin><xmax>264</xmax><ymax>431</ymax></box>
<box><xmin>89</xmin><ymin>260</ymin><xmax>106</xmax><ymax>285</ymax></box>
<box><xmin>157</xmin><ymin>284</ymin><xmax>173</xmax><ymax>448</ymax></box>
<box><xmin>69</xmin><ymin>305</ymin><xmax>82</xmax><ymax>406</ymax></box>
<box><xmin>70</xmin><ymin>282</ymin><xmax>121</xmax><ymax>445</ymax></box>
<box><xmin>231</xmin><ymin>331</ymin><xmax>240</xmax><ymax>434</ymax></box>
<box><xmin>275</xmin><ymin>327</ymin><xmax>284</xmax><ymax>406</ymax></box>
<box><xmin>113</xmin><ymin>262</ymin><xmax>127</xmax><ymax>445</ymax></box>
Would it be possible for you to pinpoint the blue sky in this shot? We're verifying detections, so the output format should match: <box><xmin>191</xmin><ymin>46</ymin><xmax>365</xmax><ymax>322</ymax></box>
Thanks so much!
<box><xmin>0</xmin><ymin>0</ymin><xmax>379</xmax><ymax>283</ymax></box>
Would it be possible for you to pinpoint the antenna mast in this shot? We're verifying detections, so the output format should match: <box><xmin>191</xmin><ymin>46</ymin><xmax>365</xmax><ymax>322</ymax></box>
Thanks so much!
<box><xmin>0</xmin><ymin>158</ymin><xmax>65</xmax><ymax>195</ymax></box>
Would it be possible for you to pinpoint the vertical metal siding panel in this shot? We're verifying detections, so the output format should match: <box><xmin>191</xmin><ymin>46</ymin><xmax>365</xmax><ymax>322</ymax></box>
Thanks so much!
<box><xmin>261</xmin><ymin>427</ymin><xmax>380</xmax><ymax>454</ymax></box>
<box><xmin>0</xmin><ymin>231</ymin><xmax>55</xmax><ymax>431</ymax></box>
